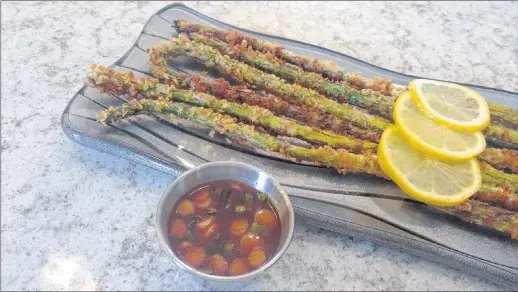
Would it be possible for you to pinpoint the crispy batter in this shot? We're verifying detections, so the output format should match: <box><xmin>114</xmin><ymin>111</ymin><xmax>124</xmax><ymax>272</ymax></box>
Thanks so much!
<box><xmin>483</xmin><ymin>121</ymin><xmax>518</xmax><ymax>148</ymax></box>
<box><xmin>185</xmin><ymin>32</ymin><xmax>395</xmax><ymax>120</ymax></box>
<box><xmin>481</xmin><ymin>162</ymin><xmax>518</xmax><ymax>190</ymax></box>
<box><xmin>478</xmin><ymin>148</ymin><xmax>518</xmax><ymax>173</ymax></box>
<box><xmin>488</xmin><ymin>103</ymin><xmax>518</xmax><ymax>127</ymax></box>
<box><xmin>147</xmin><ymin>37</ymin><xmax>518</xmax><ymax>172</ymax></box>
<box><xmin>329</xmin><ymin>73</ymin><xmax>405</xmax><ymax>98</ymax></box>
<box><xmin>174</xmin><ymin>20</ymin><xmax>405</xmax><ymax>99</ymax></box>
<box><xmin>438</xmin><ymin>200</ymin><xmax>518</xmax><ymax>239</ymax></box>
<box><xmin>473</xmin><ymin>184</ymin><xmax>518</xmax><ymax>211</ymax></box>
<box><xmin>153</xmin><ymin>65</ymin><xmax>381</xmax><ymax>145</ymax></box>
<box><xmin>147</xmin><ymin>35</ymin><xmax>392</xmax><ymax>133</ymax></box>
<box><xmin>174</xmin><ymin>20</ymin><xmax>518</xmax><ymax>141</ymax></box>
<box><xmin>87</xmin><ymin>65</ymin><xmax>377</xmax><ymax>153</ymax></box>
<box><xmin>94</xmin><ymin>96</ymin><xmax>387</xmax><ymax>177</ymax></box>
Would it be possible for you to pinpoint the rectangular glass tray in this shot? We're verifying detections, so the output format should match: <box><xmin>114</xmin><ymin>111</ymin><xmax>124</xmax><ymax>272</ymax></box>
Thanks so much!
<box><xmin>61</xmin><ymin>3</ymin><xmax>518</xmax><ymax>287</ymax></box>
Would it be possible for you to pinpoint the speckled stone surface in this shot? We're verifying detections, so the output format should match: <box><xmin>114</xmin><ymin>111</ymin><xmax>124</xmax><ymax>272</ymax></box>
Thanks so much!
<box><xmin>2</xmin><ymin>1</ymin><xmax>517</xmax><ymax>291</ymax></box>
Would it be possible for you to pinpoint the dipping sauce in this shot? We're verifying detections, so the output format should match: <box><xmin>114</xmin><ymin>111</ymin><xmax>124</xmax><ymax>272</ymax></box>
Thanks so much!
<box><xmin>168</xmin><ymin>180</ymin><xmax>282</xmax><ymax>276</ymax></box>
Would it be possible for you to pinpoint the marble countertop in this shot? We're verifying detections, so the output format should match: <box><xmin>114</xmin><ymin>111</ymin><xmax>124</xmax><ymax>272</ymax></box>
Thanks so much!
<box><xmin>2</xmin><ymin>1</ymin><xmax>517</xmax><ymax>291</ymax></box>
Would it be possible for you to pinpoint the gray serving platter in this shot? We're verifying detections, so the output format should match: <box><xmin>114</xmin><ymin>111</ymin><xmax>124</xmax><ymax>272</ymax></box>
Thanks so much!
<box><xmin>61</xmin><ymin>3</ymin><xmax>518</xmax><ymax>287</ymax></box>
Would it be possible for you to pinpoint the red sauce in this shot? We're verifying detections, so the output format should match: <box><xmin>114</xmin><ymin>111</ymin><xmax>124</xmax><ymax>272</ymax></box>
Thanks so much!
<box><xmin>168</xmin><ymin>180</ymin><xmax>282</xmax><ymax>276</ymax></box>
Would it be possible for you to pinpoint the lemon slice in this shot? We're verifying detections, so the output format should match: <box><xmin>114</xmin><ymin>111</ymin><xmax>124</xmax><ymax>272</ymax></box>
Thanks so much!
<box><xmin>394</xmin><ymin>92</ymin><xmax>486</xmax><ymax>160</ymax></box>
<box><xmin>378</xmin><ymin>126</ymin><xmax>481</xmax><ymax>206</ymax></box>
<box><xmin>408</xmin><ymin>79</ymin><xmax>490</xmax><ymax>133</ymax></box>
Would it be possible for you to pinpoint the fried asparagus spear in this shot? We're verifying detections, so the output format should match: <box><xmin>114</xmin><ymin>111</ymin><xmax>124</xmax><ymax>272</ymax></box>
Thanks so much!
<box><xmin>149</xmin><ymin>35</ymin><xmax>518</xmax><ymax>150</ymax></box>
<box><xmin>437</xmin><ymin>199</ymin><xmax>518</xmax><ymax>239</ymax></box>
<box><xmin>173</xmin><ymin>20</ymin><xmax>365</xmax><ymax>89</ymax></box>
<box><xmin>150</xmin><ymin>66</ymin><xmax>381</xmax><ymax>143</ymax></box>
<box><xmin>478</xmin><ymin>148</ymin><xmax>518</xmax><ymax>173</ymax></box>
<box><xmin>94</xmin><ymin>97</ymin><xmax>517</xmax><ymax>238</ymax></box>
<box><xmin>183</xmin><ymin>31</ymin><xmax>518</xmax><ymax>144</ymax></box>
<box><xmin>153</xmin><ymin>66</ymin><xmax>518</xmax><ymax>174</ymax></box>
<box><xmin>184</xmin><ymin>33</ymin><xmax>518</xmax><ymax>149</ymax></box>
<box><xmin>175</xmin><ymin>20</ymin><xmax>518</xmax><ymax>135</ymax></box>
<box><xmin>184</xmin><ymin>32</ymin><xmax>518</xmax><ymax>140</ymax></box>
<box><xmin>146</xmin><ymin>37</ymin><xmax>518</xmax><ymax>169</ymax></box>
<box><xmin>86</xmin><ymin>65</ymin><xmax>377</xmax><ymax>153</ymax></box>
<box><xmin>88</xmin><ymin>64</ymin><xmax>518</xmax><ymax>174</ymax></box>
<box><xmin>96</xmin><ymin>98</ymin><xmax>386</xmax><ymax>177</ymax></box>
<box><xmin>482</xmin><ymin>121</ymin><xmax>518</xmax><ymax>149</ymax></box>
<box><xmin>184</xmin><ymin>32</ymin><xmax>395</xmax><ymax>119</ymax></box>
<box><xmin>85</xmin><ymin>65</ymin><xmax>515</xmax><ymax>185</ymax></box>
<box><xmin>87</xmin><ymin>65</ymin><xmax>518</xmax><ymax>210</ymax></box>
<box><xmin>488</xmin><ymin>103</ymin><xmax>518</xmax><ymax>127</ymax></box>
<box><xmin>473</xmin><ymin>184</ymin><xmax>518</xmax><ymax>211</ymax></box>
<box><xmin>481</xmin><ymin>163</ymin><xmax>518</xmax><ymax>190</ymax></box>
<box><xmin>148</xmin><ymin>35</ymin><xmax>392</xmax><ymax>133</ymax></box>
<box><xmin>96</xmin><ymin>96</ymin><xmax>518</xmax><ymax>198</ymax></box>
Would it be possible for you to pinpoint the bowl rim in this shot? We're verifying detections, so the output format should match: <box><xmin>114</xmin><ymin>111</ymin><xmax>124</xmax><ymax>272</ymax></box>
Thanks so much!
<box><xmin>156</xmin><ymin>161</ymin><xmax>295</xmax><ymax>281</ymax></box>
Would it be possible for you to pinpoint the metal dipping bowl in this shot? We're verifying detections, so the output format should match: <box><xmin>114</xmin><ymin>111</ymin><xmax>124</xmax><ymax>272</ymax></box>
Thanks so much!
<box><xmin>156</xmin><ymin>161</ymin><xmax>295</xmax><ymax>281</ymax></box>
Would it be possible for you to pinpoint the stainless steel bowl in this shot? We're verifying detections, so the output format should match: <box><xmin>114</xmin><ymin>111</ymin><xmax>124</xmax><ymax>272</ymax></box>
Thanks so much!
<box><xmin>156</xmin><ymin>161</ymin><xmax>295</xmax><ymax>281</ymax></box>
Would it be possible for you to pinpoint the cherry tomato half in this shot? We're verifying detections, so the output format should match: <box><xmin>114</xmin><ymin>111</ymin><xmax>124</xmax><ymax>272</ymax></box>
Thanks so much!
<box><xmin>169</xmin><ymin>218</ymin><xmax>187</xmax><ymax>238</ymax></box>
<box><xmin>230</xmin><ymin>218</ymin><xmax>249</xmax><ymax>237</ymax></box>
<box><xmin>229</xmin><ymin>257</ymin><xmax>249</xmax><ymax>276</ymax></box>
<box><xmin>239</xmin><ymin>232</ymin><xmax>264</xmax><ymax>254</ymax></box>
<box><xmin>183</xmin><ymin>246</ymin><xmax>206</xmax><ymax>267</ymax></box>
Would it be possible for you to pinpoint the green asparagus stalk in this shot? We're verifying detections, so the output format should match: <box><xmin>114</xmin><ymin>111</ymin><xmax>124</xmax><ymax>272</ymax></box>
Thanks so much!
<box><xmin>473</xmin><ymin>184</ymin><xmax>518</xmax><ymax>211</ymax></box>
<box><xmin>93</xmin><ymin>67</ymin><xmax>518</xmax><ymax>179</ymax></box>
<box><xmin>149</xmin><ymin>35</ymin><xmax>518</xmax><ymax>149</ymax></box>
<box><xmin>482</xmin><ymin>121</ymin><xmax>518</xmax><ymax>150</ymax></box>
<box><xmin>437</xmin><ymin>199</ymin><xmax>517</xmax><ymax>239</ymax></box>
<box><xmin>97</xmin><ymin>99</ymin><xmax>279</xmax><ymax>150</ymax></box>
<box><xmin>175</xmin><ymin>20</ymin><xmax>518</xmax><ymax>135</ymax></box>
<box><xmin>87</xmin><ymin>65</ymin><xmax>518</xmax><ymax>210</ymax></box>
<box><xmin>173</xmin><ymin>20</ymin><xmax>347</xmax><ymax>80</ymax></box>
<box><xmin>151</xmin><ymin>66</ymin><xmax>381</xmax><ymax>143</ymax></box>
<box><xmin>86</xmin><ymin>65</ymin><xmax>377</xmax><ymax>153</ymax></box>
<box><xmin>87</xmin><ymin>65</ymin><xmax>518</xmax><ymax>177</ymax></box>
<box><xmin>95</xmin><ymin>98</ymin><xmax>517</xmax><ymax>238</ymax></box>
<box><xmin>185</xmin><ymin>32</ymin><xmax>518</xmax><ymax>149</ymax></box>
<box><xmin>95</xmin><ymin>95</ymin><xmax>509</xmax><ymax>190</ymax></box>
<box><xmin>173</xmin><ymin>20</ymin><xmax>408</xmax><ymax>98</ymax></box>
<box><xmin>480</xmin><ymin>162</ymin><xmax>518</xmax><ymax>190</ymax></box>
<box><xmin>154</xmin><ymin>66</ymin><xmax>518</xmax><ymax>175</ymax></box>
<box><xmin>342</xmin><ymin>75</ymin><xmax>518</xmax><ymax>129</ymax></box>
<box><xmin>96</xmin><ymin>98</ymin><xmax>387</xmax><ymax>177</ymax></box>
<box><xmin>92</xmin><ymin>87</ymin><xmax>515</xmax><ymax>193</ymax></box>
<box><xmin>88</xmin><ymin>65</ymin><xmax>518</xmax><ymax>209</ymax></box>
<box><xmin>185</xmin><ymin>32</ymin><xmax>395</xmax><ymax>119</ymax></box>
<box><xmin>488</xmin><ymin>103</ymin><xmax>518</xmax><ymax>127</ymax></box>
<box><xmin>478</xmin><ymin>148</ymin><xmax>518</xmax><ymax>173</ymax></box>
<box><xmin>148</xmin><ymin>35</ymin><xmax>392</xmax><ymax>133</ymax></box>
